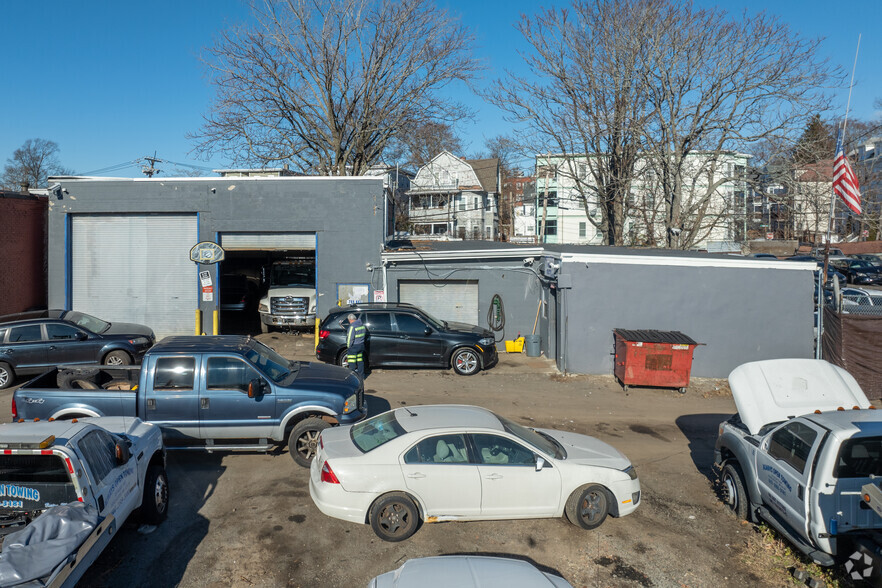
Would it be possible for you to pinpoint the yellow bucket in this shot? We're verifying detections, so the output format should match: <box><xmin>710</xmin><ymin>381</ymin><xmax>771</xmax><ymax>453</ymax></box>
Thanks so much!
<box><xmin>505</xmin><ymin>338</ymin><xmax>525</xmax><ymax>353</ymax></box>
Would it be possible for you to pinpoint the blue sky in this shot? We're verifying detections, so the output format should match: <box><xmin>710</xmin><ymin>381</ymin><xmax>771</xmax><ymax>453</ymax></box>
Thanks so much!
<box><xmin>2</xmin><ymin>0</ymin><xmax>880</xmax><ymax>178</ymax></box>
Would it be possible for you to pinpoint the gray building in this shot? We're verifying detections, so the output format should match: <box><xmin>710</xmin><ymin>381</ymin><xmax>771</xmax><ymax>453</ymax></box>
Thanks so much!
<box><xmin>382</xmin><ymin>241</ymin><xmax>815</xmax><ymax>378</ymax></box>
<box><xmin>47</xmin><ymin>176</ymin><xmax>389</xmax><ymax>338</ymax></box>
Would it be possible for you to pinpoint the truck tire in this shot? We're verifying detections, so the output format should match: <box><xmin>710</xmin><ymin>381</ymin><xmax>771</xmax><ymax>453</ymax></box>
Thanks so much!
<box><xmin>721</xmin><ymin>462</ymin><xmax>750</xmax><ymax>521</ymax></box>
<box><xmin>103</xmin><ymin>350</ymin><xmax>132</xmax><ymax>365</ymax></box>
<box><xmin>288</xmin><ymin>418</ymin><xmax>330</xmax><ymax>467</ymax></box>
<box><xmin>141</xmin><ymin>464</ymin><xmax>169</xmax><ymax>525</ymax></box>
<box><xmin>0</xmin><ymin>362</ymin><xmax>14</xmax><ymax>390</ymax></box>
<box><xmin>57</xmin><ymin>367</ymin><xmax>100</xmax><ymax>388</ymax></box>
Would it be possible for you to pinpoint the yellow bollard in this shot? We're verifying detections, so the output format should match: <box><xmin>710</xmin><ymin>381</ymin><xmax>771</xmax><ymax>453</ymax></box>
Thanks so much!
<box><xmin>195</xmin><ymin>310</ymin><xmax>202</xmax><ymax>335</ymax></box>
<box><xmin>314</xmin><ymin>318</ymin><xmax>320</xmax><ymax>350</ymax></box>
<box><xmin>213</xmin><ymin>310</ymin><xmax>219</xmax><ymax>335</ymax></box>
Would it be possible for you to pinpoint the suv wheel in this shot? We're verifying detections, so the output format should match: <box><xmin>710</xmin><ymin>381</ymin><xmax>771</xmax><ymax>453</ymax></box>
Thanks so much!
<box><xmin>451</xmin><ymin>348</ymin><xmax>480</xmax><ymax>376</ymax></box>
<box><xmin>0</xmin><ymin>362</ymin><xmax>13</xmax><ymax>390</ymax></box>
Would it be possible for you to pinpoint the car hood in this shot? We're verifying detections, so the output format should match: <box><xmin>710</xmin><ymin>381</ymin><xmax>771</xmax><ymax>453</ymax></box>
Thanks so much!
<box><xmin>103</xmin><ymin>322</ymin><xmax>155</xmax><ymax>339</ymax></box>
<box><xmin>538</xmin><ymin>429</ymin><xmax>631</xmax><ymax>470</ymax></box>
<box><xmin>444</xmin><ymin>321</ymin><xmax>492</xmax><ymax>337</ymax></box>
<box><xmin>288</xmin><ymin>361</ymin><xmax>361</xmax><ymax>396</ymax></box>
<box><xmin>728</xmin><ymin>359</ymin><xmax>870</xmax><ymax>435</ymax></box>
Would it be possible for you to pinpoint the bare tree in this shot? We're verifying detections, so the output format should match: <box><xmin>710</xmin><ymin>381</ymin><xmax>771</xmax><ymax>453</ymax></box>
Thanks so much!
<box><xmin>398</xmin><ymin>121</ymin><xmax>464</xmax><ymax>168</ymax></box>
<box><xmin>641</xmin><ymin>5</ymin><xmax>840</xmax><ymax>249</ymax></box>
<box><xmin>486</xmin><ymin>0</ymin><xmax>657</xmax><ymax>245</ymax></box>
<box><xmin>192</xmin><ymin>0</ymin><xmax>480</xmax><ymax>175</ymax></box>
<box><xmin>2</xmin><ymin>139</ymin><xmax>72</xmax><ymax>190</ymax></box>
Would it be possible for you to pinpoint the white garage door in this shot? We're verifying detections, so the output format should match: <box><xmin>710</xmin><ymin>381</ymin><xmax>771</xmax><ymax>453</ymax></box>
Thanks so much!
<box><xmin>72</xmin><ymin>215</ymin><xmax>198</xmax><ymax>338</ymax></box>
<box><xmin>399</xmin><ymin>280</ymin><xmax>479</xmax><ymax>325</ymax></box>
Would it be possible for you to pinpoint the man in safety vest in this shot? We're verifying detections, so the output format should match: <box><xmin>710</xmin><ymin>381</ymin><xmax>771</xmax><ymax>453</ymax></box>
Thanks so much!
<box><xmin>345</xmin><ymin>313</ymin><xmax>366</xmax><ymax>377</ymax></box>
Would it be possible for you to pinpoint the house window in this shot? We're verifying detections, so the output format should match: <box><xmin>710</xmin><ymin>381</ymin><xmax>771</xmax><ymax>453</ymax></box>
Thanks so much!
<box><xmin>578</xmin><ymin>163</ymin><xmax>587</xmax><ymax>179</ymax></box>
<box><xmin>544</xmin><ymin>220</ymin><xmax>557</xmax><ymax>236</ymax></box>
<box><xmin>540</xmin><ymin>191</ymin><xmax>558</xmax><ymax>207</ymax></box>
<box><xmin>474</xmin><ymin>196</ymin><xmax>478</xmax><ymax>209</ymax></box>
<box><xmin>456</xmin><ymin>194</ymin><xmax>464</xmax><ymax>211</ymax></box>
<box><xmin>579</xmin><ymin>222</ymin><xmax>586</xmax><ymax>238</ymax></box>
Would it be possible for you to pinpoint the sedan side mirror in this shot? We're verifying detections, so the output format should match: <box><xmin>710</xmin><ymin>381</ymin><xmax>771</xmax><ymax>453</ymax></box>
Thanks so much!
<box><xmin>78</xmin><ymin>332</ymin><xmax>89</xmax><ymax>340</ymax></box>
<box><xmin>535</xmin><ymin>456</ymin><xmax>546</xmax><ymax>471</ymax></box>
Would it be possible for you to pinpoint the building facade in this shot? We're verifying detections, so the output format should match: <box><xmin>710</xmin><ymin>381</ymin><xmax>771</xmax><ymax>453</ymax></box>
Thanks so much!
<box><xmin>46</xmin><ymin>176</ymin><xmax>388</xmax><ymax>338</ymax></box>
<box><xmin>0</xmin><ymin>191</ymin><xmax>47</xmax><ymax>315</ymax></box>
<box><xmin>406</xmin><ymin>152</ymin><xmax>499</xmax><ymax>240</ymax></box>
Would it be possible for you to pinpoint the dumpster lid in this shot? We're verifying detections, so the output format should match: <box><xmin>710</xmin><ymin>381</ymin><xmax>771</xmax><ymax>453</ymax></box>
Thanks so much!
<box><xmin>728</xmin><ymin>359</ymin><xmax>870</xmax><ymax>435</ymax></box>
<box><xmin>613</xmin><ymin>329</ymin><xmax>700</xmax><ymax>346</ymax></box>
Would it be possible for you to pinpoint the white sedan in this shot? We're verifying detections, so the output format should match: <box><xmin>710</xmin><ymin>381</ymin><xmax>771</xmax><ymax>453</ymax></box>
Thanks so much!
<box><xmin>309</xmin><ymin>404</ymin><xmax>641</xmax><ymax>541</ymax></box>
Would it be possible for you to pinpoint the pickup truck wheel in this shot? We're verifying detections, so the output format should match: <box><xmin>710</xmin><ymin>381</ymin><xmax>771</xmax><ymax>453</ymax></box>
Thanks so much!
<box><xmin>289</xmin><ymin>418</ymin><xmax>330</xmax><ymax>467</ymax></box>
<box><xmin>141</xmin><ymin>464</ymin><xmax>169</xmax><ymax>525</ymax></box>
<box><xmin>565</xmin><ymin>484</ymin><xmax>609</xmax><ymax>530</ymax></box>
<box><xmin>369</xmin><ymin>493</ymin><xmax>420</xmax><ymax>542</ymax></box>
<box><xmin>721</xmin><ymin>462</ymin><xmax>749</xmax><ymax>520</ymax></box>
<box><xmin>0</xmin><ymin>362</ymin><xmax>13</xmax><ymax>390</ymax></box>
<box><xmin>451</xmin><ymin>348</ymin><xmax>480</xmax><ymax>376</ymax></box>
<box><xmin>103</xmin><ymin>350</ymin><xmax>132</xmax><ymax>365</ymax></box>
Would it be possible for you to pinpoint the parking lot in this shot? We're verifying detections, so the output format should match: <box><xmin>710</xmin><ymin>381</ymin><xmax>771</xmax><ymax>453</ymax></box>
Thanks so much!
<box><xmin>0</xmin><ymin>334</ymin><xmax>824</xmax><ymax>587</ymax></box>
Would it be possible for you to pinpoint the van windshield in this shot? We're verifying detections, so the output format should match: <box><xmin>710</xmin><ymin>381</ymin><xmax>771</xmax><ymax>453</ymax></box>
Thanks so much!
<box><xmin>834</xmin><ymin>436</ymin><xmax>882</xmax><ymax>478</ymax></box>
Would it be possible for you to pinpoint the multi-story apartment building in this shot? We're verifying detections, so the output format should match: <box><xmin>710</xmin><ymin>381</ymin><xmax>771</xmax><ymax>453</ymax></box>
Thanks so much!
<box><xmin>406</xmin><ymin>151</ymin><xmax>500</xmax><ymax>240</ymax></box>
<box><xmin>533</xmin><ymin>152</ymin><xmax>751</xmax><ymax>250</ymax></box>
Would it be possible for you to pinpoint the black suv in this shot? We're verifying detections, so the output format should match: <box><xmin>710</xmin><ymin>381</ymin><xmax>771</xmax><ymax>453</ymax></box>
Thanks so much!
<box><xmin>315</xmin><ymin>303</ymin><xmax>498</xmax><ymax>376</ymax></box>
<box><xmin>0</xmin><ymin>310</ymin><xmax>155</xmax><ymax>389</ymax></box>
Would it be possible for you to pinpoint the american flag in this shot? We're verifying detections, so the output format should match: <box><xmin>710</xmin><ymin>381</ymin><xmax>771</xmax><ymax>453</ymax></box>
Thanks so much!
<box><xmin>833</xmin><ymin>145</ymin><xmax>861</xmax><ymax>214</ymax></box>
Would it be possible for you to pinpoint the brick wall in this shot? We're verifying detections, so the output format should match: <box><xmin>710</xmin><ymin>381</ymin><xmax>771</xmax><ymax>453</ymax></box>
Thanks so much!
<box><xmin>0</xmin><ymin>194</ymin><xmax>47</xmax><ymax>314</ymax></box>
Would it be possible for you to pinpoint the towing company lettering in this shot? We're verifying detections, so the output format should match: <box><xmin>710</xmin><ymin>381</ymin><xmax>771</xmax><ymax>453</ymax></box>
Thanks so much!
<box><xmin>0</xmin><ymin>484</ymin><xmax>40</xmax><ymax>501</ymax></box>
<box><xmin>762</xmin><ymin>464</ymin><xmax>793</xmax><ymax>496</ymax></box>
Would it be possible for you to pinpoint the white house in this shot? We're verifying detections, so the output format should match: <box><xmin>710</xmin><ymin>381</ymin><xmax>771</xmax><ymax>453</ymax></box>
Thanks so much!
<box><xmin>534</xmin><ymin>152</ymin><xmax>751</xmax><ymax>250</ymax></box>
<box><xmin>406</xmin><ymin>152</ymin><xmax>500</xmax><ymax>240</ymax></box>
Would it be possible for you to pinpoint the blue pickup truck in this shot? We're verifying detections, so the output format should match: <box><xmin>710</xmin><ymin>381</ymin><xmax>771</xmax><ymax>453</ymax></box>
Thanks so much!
<box><xmin>12</xmin><ymin>336</ymin><xmax>366</xmax><ymax>467</ymax></box>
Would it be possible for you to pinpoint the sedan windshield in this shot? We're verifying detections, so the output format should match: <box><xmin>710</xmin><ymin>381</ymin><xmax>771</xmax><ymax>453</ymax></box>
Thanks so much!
<box><xmin>63</xmin><ymin>311</ymin><xmax>110</xmax><ymax>334</ymax></box>
<box><xmin>849</xmin><ymin>261</ymin><xmax>874</xmax><ymax>270</ymax></box>
<box><xmin>245</xmin><ymin>341</ymin><xmax>291</xmax><ymax>383</ymax></box>
<box><xmin>497</xmin><ymin>414</ymin><xmax>566</xmax><ymax>459</ymax></box>
<box><xmin>350</xmin><ymin>411</ymin><xmax>406</xmax><ymax>453</ymax></box>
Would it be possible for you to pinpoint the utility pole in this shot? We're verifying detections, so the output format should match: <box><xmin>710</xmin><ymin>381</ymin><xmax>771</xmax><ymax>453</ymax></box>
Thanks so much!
<box><xmin>142</xmin><ymin>152</ymin><xmax>161</xmax><ymax>177</ymax></box>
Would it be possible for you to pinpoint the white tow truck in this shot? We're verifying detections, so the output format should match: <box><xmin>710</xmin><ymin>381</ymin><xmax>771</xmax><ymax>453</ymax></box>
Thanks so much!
<box><xmin>714</xmin><ymin>359</ymin><xmax>882</xmax><ymax>578</ymax></box>
<box><xmin>0</xmin><ymin>417</ymin><xmax>168</xmax><ymax>587</ymax></box>
<box><xmin>258</xmin><ymin>259</ymin><xmax>317</xmax><ymax>332</ymax></box>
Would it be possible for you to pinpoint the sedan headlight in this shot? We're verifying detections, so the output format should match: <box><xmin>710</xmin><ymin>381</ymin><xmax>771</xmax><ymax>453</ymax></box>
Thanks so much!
<box><xmin>856</xmin><ymin>272</ymin><xmax>867</xmax><ymax>277</ymax></box>
<box><xmin>623</xmin><ymin>465</ymin><xmax>638</xmax><ymax>480</ymax></box>
<box><xmin>479</xmin><ymin>337</ymin><xmax>495</xmax><ymax>346</ymax></box>
<box><xmin>128</xmin><ymin>337</ymin><xmax>149</xmax><ymax>345</ymax></box>
<box><xmin>343</xmin><ymin>393</ymin><xmax>358</xmax><ymax>414</ymax></box>
<box><xmin>258</xmin><ymin>303</ymin><xmax>268</xmax><ymax>312</ymax></box>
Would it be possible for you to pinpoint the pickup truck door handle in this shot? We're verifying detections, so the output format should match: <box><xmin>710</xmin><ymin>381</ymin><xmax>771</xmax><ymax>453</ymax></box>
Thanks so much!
<box><xmin>200</xmin><ymin>398</ymin><xmax>210</xmax><ymax>409</ymax></box>
<box><xmin>484</xmin><ymin>473</ymin><xmax>503</xmax><ymax>480</ymax></box>
<box><xmin>48</xmin><ymin>346</ymin><xmax>57</xmax><ymax>351</ymax></box>
<box><xmin>406</xmin><ymin>473</ymin><xmax>426</xmax><ymax>479</ymax></box>
<box><xmin>146</xmin><ymin>398</ymin><xmax>156</xmax><ymax>409</ymax></box>
<box><xmin>798</xmin><ymin>485</ymin><xmax>804</xmax><ymax>500</ymax></box>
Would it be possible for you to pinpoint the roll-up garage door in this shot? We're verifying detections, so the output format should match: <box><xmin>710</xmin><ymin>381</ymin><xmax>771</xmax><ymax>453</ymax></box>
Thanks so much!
<box><xmin>399</xmin><ymin>280</ymin><xmax>479</xmax><ymax>325</ymax></box>
<box><xmin>220</xmin><ymin>233</ymin><xmax>316</xmax><ymax>250</ymax></box>
<box><xmin>72</xmin><ymin>214</ymin><xmax>197</xmax><ymax>338</ymax></box>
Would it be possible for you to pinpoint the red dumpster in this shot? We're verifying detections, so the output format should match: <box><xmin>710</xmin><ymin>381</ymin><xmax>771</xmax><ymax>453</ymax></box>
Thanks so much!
<box><xmin>613</xmin><ymin>329</ymin><xmax>702</xmax><ymax>393</ymax></box>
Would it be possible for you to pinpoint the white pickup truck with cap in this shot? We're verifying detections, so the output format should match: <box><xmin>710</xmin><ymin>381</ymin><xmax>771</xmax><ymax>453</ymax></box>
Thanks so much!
<box><xmin>714</xmin><ymin>359</ymin><xmax>882</xmax><ymax>574</ymax></box>
<box><xmin>0</xmin><ymin>417</ymin><xmax>167</xmax><ymax>587</ymax></box>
